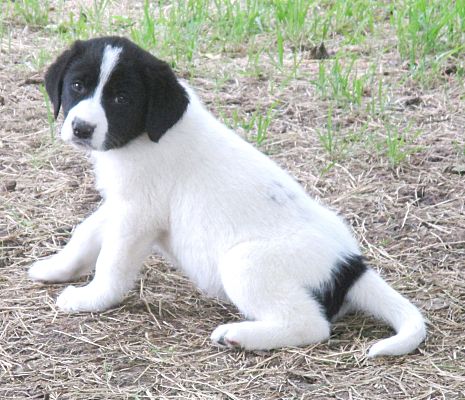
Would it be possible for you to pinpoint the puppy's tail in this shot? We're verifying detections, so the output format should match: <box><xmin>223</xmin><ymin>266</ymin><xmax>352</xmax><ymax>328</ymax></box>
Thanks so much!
<box><xmin>347</xmin><ymin>268</ymin><xmax>426</xmax><ymax>357</ymax></box>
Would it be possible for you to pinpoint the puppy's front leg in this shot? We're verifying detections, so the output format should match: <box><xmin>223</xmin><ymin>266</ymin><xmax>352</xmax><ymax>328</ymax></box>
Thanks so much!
<box><xmin>56</xmin><ymin>218</ymin><xmax>154</xmax><ymax>312</ymax></box>
<box><xmin>29</xmin><ymin>205</ymin><xmax>107</xmax><ymax>283</ymax></box>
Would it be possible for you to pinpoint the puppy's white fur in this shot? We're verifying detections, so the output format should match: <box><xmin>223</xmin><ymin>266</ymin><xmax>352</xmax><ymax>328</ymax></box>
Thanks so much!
<box><xmin>30</xmin><ymin>48</ymin><xmax>426</xmax><ymax>357</ymax></box>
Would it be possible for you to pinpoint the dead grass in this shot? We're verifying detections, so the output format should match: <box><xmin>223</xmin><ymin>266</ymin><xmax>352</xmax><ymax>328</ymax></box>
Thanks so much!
<box><xmin>1</xmin><ymin>2</ymin><xmax>465</xmax><ymax>399</ymax></box>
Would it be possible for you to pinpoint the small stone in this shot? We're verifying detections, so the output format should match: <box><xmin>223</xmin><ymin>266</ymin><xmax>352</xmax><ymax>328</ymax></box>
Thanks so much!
<box><xmin>309</xmin><ymin>42</ymin><xmax>330</xmax><ymax>60</ymax></box>
<box><xmin>444</xmin><ymin>64</ymin><xmax>457</xmax><ymax>75</ymax></box>
<box><xmin>447</xmin><ymin>164</ymin><xmax>465</xmax><ymax>175</ymax></box>
<box><xmin>3</xmin><ymin>180</ymin><xmax>17</xmax><ymax>192</ymax></box>
<box><xmin>404</xmin><ymin>96</ymin><xmax>422</xmax><ymax>107</ymax></box>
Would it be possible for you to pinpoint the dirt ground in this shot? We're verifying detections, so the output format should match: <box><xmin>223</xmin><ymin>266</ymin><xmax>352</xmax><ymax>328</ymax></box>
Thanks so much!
<box><xmin>1</xmin><ymin>2</ymin><xmax>465</xmax><ymax>400</ymax></box>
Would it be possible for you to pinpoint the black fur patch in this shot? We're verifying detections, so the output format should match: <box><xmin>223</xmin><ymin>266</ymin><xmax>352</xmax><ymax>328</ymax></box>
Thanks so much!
<box><xmin>312</xmin><ymin>254</ymin><xmax>367</xmax><ymax>320</ymax></box>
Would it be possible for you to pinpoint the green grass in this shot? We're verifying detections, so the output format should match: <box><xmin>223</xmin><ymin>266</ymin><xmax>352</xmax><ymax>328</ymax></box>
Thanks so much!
<box><xmin>393</xmin><ymin>0</ymin><xmax>465</xmax><ymax>84</ymax></box>
<box><xmin>0</xmin><ymin>3</ymin><xmax>12</xmax><ymax>51</ymax></box>
<box><xmin>317</xmin><ymin>106</ymin><xmax>340</xmax><ymax>167</ymax></box>
<box><xmin>250</xmin><ymin>103</ymin><xmax>278</xmax><ymax>146</ymax></box>
<box><xmin>382</xmin><ymin>123</ymin><xmax>423</xmax><ymax>166</ymax></box>
<box><xmin>313</xmin><ymin>56</ymin><xmax>366</xmax><ymax>106</ymax></box>
<box><xmin>53</xmin><ymin>0</ymin><xmax>119</xmax><ymax>41</ymax></box>
<box><xmin>39</xmin><ymin>84</ymin><xmax>56</xmax><ymax>142</ymax></box>
<box><xmin>12</xmin><ymin>0</ymin><xmax>50</xmax><ymax>26</ymax></box>
<box><xmin>28</xmin><ymin>47</ymin><xmax>52</xmax><ymax>70</ymax></box>
<box><xmin>222</xmin><ymin>102</ymin><xmax>278</xmax><ymax>147</ymax></box>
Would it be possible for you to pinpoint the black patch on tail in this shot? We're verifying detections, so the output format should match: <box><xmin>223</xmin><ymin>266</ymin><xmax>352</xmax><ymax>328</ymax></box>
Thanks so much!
<box><xmin>312</xmin><ymin>254</ymin><xmax>367</xmax><ymax>320</ymax></box>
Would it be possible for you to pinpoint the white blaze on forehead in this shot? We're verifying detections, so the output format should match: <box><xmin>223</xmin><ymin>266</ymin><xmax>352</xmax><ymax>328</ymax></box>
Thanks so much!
<box><xmin>60</xmin><ymin>45</ymin><xmax>123</xmax><ymax>151</ymax></box>
<box><xmin>94</xmin><ymin>45</ymin><xmax>123</xmax><ymax>100</ymax></box>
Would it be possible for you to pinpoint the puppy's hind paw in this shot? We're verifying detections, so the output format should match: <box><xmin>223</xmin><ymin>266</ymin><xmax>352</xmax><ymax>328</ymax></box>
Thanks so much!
<box><xmin>211</xmin><ymin>324</ymin><xmax>242</xmax><ymax>349</ymax></box>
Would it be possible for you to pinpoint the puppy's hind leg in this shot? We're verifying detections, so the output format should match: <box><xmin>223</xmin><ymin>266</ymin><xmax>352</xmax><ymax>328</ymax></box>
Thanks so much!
<box><xmin>29</xmin><ymin>205</ymin><xmax>107</xmax><ymax>283</ymax></box>
<box><xmin>211</xmin><ymin>242</ymin><xmax>330</xmax><ymax>350</ymax></box>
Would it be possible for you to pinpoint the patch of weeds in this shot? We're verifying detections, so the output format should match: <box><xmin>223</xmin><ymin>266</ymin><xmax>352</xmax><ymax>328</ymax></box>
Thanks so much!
<box><xmin>378</xmin><ymin>123</ymin><xmax>423</xmax><ymax>166</ymax></box>
<box><xmin>128</xmin><ymin>0</ymin><xmax>314</xmax><ymax>70</ymax></box>
<box><xmin>273</xmin><ymin>0</ymin><xmax>311</xmax><ymax>44</ymax></box>
<box><xmin>243</xmin><ymin>103</ymin><xmax>279</xmax><ymax>146</ymax></box>
<box><xmin>316</xmin><ymin>106</ymin><xmax>347</xmax><ymax>165</ymax></box>
<box><xmin>39</xmin><ymin>85</ymin><xmax>56</xmax><ymax>142</ymax></box>
<box><xmin>130</xmin><ymin>0</ymin><xmax>157</xmax><ymax>50</ymax></box>
<box><xmin>0</xmin><ymin>5</ymin><xmax>13</xmax><ymax>51</ymax></box>
<box><xmin>327</xmin><ymin>0</ymin><xmax>380</xmax><ymax>44</ymax></box>
<box><xmin>253</xmin><ymin>104</ymin><xmax>277</xmax><ymax>146</ymax></box>
<box><xmin>378</xmin><ymin>238</ymin><xmax>394</xmax><ymax>248</ymax></box>
<box><xmin>54</xmin><ymin>0</ymin><xmax>115</xmax><ymax>41</ymax></box>
<box><xmin>5</xmin><ymin>208</ymin><xmax>34</xmax><ymax>230</ymax></box>
<box><xmin>271</xmin><ymin>0</ymin><xmax>381</xmax><ymax>49</ymax></box>
<box><xmin>365</xmin><ymin>65</ymin><xmax>388</xmax><ymax>118</ymax></box>
<box><xmin>224</xmin><ymin>103</ymin><xmax>278</xmax><ymax>146</ymax></box>
<box><xmin>103</xmin><ymin>361</ymin><xmax>114</xmax><ymax>383</ymax></box>
<box><xmin>149</xmin><ymin>344</ymin><xmax>176</xmax><ymax>360</ymax></box>
<box><xmin>317</xmin><ymin>106</ymin><xmax>336</xmax><ymax>158</ymax></box>
<box><xmin>28</xmin><ymin>150</ymin><xmax>51</xmax><ymax>170</ymax></box>
<box><xmin>87</xmin><ymin>0</ymin><xmax>111</xmax><ymax>34</ymax></box>
<box><xmin>313</xmin><ymin>56</ymin><xmax>366</xmax><ymax>106</ymax></box>
<box><xmin>12</xmin><ymin>0</ymin><xmax>50</xmax><ymax>27</ymax></box>
<box><xmin>275</xmin><ymin>27</ymin><xmax>284</xmax><ymax>69</ymax></box>
<box><xmin>245</xmin><ymin>41</ymin><xmax>266</xmax><ymax>78</ymax></box>
<box><xmin>266</xmin><ymin>28</ymin><xmax>303</xmax><ymax>79</ymax></box>
<box><xmin>0</xmin><ymin>3</ymin><xmax>7</xmax><ymax>41</ymax></box>
<box><xmin>28</xmin><ymin>48</ymin><xmax>52</xmax><ymax>70</ymax></box>
<box><xmin>27</xmin><ymin>136</ymin><xmax>61</xmax><ymax>170</ymax></box>
<box><xmin>131</xmin><ymin>0</ymin><xmax>205</xmax><ymax>67</ymax></box>
<box><xmin>111</xmin><ymin>15</ymin><xmax>134</xmax><ymax>30</ymax></box>
<box><xmin>53</xmin><ymin>11</ymin><xmax>89</xmax><ymax>40</ymax></box>
<box><xmin>213</xmin><ymin>0</ymin><xmax>271</xmax><ymax>46</ymax></box>
<box><xmin>344</xmin><ymin>122</ymin><xmax>369</xmax><ymax>147</ymax></box>
<box><xmin>392</xmin><ymin>0</ymin><xmax>465</xmax><ymax>82</ymax></box>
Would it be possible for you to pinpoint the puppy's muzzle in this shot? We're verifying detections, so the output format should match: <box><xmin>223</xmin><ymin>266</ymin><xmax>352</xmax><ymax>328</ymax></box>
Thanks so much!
<box><xmin>72</xmin><ymin>118</ymin><xmax>96</xmax><ymax>140</ymax></box>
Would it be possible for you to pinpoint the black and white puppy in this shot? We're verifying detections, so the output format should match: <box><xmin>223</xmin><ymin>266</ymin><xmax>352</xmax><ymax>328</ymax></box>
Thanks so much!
<box><xmin>29</xmin><ymin>37</ymin><xmax>426</xmax><ymax>357</ymax></box>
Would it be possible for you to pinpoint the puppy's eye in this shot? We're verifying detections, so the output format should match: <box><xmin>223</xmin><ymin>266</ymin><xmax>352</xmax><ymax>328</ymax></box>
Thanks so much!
<box><xmin>71</xmin><ymin>81</ymin><xmax>85</xmax><ymax>93</ymax></box>
<box><xmin>113</xmin><ymin>94</ymin><xmax>128</xmax><ymax>105</ymax></box>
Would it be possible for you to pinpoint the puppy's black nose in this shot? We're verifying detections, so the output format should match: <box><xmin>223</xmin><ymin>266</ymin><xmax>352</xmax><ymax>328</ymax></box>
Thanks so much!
<box><xmin>72</xmin><ymin>118</ymin><xmax>95</xmax><ymax>139</ymax></box>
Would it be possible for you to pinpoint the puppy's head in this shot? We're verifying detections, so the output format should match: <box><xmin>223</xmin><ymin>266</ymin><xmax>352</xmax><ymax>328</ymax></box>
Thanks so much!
<box><xmin>45</xmin><ymin>36</ymin><xmax>189</xmax><ymax>151</ymax></box>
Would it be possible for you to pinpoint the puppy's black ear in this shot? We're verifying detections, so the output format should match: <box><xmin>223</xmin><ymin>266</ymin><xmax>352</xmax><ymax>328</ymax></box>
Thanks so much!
<box><xmin>44</xmin><ymin>41</ymin><xmax>82</xmax><ymax>119</ymax></box>
<box><xmin>143</xmin><ymin>59</ymin><xmax>189</xmax><ymax>142</ymax></box>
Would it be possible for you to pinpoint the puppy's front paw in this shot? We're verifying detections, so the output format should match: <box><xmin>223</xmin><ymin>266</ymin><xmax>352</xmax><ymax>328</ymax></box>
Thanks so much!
<box><xmin>29</xmin><ymin>258</ymin><xmax>63</xmax><ymax>282</ymax></box>
<box><xmin>56</xmin><ymin>285</ymin><xmax>115</xmax><ymax>313</ymax></box>
<box><xmin>56</xmin><ymin>286</ymin><xmax>85</xmax><ymax>312</ymax></box>
<box><xmin>29</xmin><ymin>257</ymin><xmax>80</xmax><ymax>283</ymax></box>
